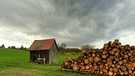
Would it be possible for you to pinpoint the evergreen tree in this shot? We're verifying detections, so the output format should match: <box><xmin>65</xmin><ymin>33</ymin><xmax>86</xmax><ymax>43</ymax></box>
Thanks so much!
<box><xmin>20</xmin><ymin>45</ymin><xmax>24</xmax><ymax>49</ymax></box>
<box><xmin>1</xmin><ymin>44</ymin><xmax>5</xmax><ymax>48</ymax></box>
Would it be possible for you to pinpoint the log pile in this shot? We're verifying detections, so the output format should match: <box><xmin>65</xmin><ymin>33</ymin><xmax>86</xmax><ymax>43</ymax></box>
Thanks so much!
<box><xmin>61</xmin><ymin>39</ymin><xmax>135</xmax><ymax>76</ymax></box>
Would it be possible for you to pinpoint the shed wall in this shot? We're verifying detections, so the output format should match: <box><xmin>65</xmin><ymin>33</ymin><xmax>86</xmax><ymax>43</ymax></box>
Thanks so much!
<box><xmin>49</xmin><ymin>42</ymin><xmax>58</xmax><ymax>64</ymax></box>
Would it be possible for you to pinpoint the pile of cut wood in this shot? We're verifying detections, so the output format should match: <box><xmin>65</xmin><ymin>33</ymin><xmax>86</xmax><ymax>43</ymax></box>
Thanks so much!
<box><xmin>61</xmin><ymin>39</ymin><xmax>135</xmax><ymax>76</ymax></box>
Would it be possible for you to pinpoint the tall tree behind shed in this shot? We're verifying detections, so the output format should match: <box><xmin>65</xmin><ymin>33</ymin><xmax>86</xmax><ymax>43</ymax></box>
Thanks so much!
<box><xmin>59</xmin><ymin>43</ymin><xmax>67</xmax><ymax>51</ymax></box>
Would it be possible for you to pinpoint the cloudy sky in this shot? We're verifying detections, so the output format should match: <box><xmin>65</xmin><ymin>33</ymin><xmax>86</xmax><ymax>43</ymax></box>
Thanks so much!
<box><xmin>0</xmin><ymin>0</ymin><xmax>135</xmax><ymax>48</ymax></box>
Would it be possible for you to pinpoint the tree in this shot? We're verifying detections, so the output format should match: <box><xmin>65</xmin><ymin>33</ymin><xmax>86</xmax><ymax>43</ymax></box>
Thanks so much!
<box><xmin>8</xmin><ymin>46</ymin><xmax>11</xmax><ymax>48</ymax></box>
<box><xmin>1</xmin><ymin>44</ymin><xmax>5</xmax><ymax>48</ymax></box>
<box><xmin>59</xmin><ymin>43</ymin><xmax>67</xmax><ymax>51</ymax></box>
<box><xmin>81</xmin><ymin>44</ymin><xmax>95</xmax><ymax>50</ymax></box>
<box><xmin>11</xmin><ymin>46</ymin><xmax>16</xmax><ymax>49</ymax></box>
<box><xmin>19</xmin><ymin>45</ymin><xmax>27</xmax><ymax>50</ymax></box>
<box><xmin>61</xmin><ymin>43</ymin><xmax>67</xmax><ymax>49</ymax></box>
<box><xmin>20</xmin><ymin>45</ymin><xmax>24</xmax><ymax>49</ymax></box>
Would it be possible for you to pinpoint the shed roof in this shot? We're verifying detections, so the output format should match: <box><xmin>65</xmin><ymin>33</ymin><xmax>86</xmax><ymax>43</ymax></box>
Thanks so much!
<box><xmin>28</xmin><ymin>38</ymin><xmax>58</xmax><ymax>51</ymax></box>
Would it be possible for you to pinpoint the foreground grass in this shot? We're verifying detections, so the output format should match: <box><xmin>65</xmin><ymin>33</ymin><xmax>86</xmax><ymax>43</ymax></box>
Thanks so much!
<box><xmin>0</xmin><ymin>48</ymin><xmax>85</xmax><ymax>76</ymax></box>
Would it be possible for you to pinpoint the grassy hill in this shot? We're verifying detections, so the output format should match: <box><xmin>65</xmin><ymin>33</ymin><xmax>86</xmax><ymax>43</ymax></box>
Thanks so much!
<box><xmin>0</xmin><ymin>48</ymin><xmax>80</xmax><ymax>76</ymax></box>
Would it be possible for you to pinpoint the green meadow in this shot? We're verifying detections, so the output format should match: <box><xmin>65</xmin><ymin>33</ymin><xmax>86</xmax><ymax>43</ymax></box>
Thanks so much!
<box><xmin>0</xmin><ymin>48</ymin><xmax>82</xmax><ymax>76</ymax></box>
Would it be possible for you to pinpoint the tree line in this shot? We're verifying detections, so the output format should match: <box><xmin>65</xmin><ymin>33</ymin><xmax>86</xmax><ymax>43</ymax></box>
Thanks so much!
<box><xmin>0</xmin><ymin>43</ymin><xmax>99</xmax><ymax>51</ymax></box>
<box><xmin>0</xmin><ymin>44</ymin><xmax>27</xmax><ymax>50</ymax></box>
<box><xmin>58</xmin><ymin>43</ymin><xmax>99</xmax><ymax>51</ymax></box>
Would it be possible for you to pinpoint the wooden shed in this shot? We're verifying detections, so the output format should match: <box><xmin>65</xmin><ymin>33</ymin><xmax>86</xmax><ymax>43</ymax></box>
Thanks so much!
<box><xmin>28</xmin><ymin>38</ymin><xmax>58</xmax><ymax>64</ymax></box>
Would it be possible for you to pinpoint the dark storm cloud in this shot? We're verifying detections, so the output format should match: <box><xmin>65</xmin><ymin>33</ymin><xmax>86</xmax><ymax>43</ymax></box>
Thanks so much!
<box><xmin>0</xmin><ymin>0</ymin><xmax>135</xmax><ymax>48</ymax></box>
<box><xmin>49</xmin><ymin>0</ymin><xmax>99</xmax><ymax>18</ymax></box>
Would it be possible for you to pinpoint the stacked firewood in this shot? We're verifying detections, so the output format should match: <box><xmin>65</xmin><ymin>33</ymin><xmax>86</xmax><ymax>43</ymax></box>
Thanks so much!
<box><xmin>61</xmin><ymin>39</ymin><xmax>135</xmax><ymax>76</ymax></box>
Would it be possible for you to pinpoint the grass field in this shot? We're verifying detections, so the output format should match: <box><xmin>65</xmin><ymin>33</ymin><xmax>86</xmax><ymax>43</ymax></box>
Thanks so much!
<box><xmin>0</xmin><ymin>48</ymin><xmax>87</xmax><ymax>76</ymax></box>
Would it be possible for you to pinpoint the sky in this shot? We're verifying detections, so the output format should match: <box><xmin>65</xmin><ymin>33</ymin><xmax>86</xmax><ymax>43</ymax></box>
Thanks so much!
<box><xmin>0</xmin><ymin>0</ymin><xmax>135</xmax><ymax>48</ymax></box>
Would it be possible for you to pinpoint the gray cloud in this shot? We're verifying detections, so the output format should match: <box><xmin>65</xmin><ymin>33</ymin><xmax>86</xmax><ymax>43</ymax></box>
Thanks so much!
<box><xmin>0</xmin><ymin>0</ymin><xmax>135</xmax><ymax>48</ymax></box>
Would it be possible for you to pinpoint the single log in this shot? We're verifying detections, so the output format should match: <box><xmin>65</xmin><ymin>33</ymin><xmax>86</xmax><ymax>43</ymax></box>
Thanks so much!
<box><xmin>116</xmin><ymin>64</ymin><xmax>121</xmax><ymax>69</ymax></box>
<box><xmin>90</xmin><ymin>66</ymin><xmax>95</xmax><ymax>73</ymax></box>
<box><xmin>89</xmin><ymin>64</ymin><xmax>92</xmax><ymax>68</ymax></box>
<box><xmin>118</xmin><ymin>61</ymin><xmax>123</xmax><ymax>65</ymax></box>
<box><xmin>103</xmin><ymin>54</ymin><xmax>108</xmax><ymax>59</ymax></box>
<box><xmin>80</xmin><ymin>66</ymin><xmax>85</xmax><ymax>71</ymax></box>
<box><xmin>120</xmin><ymin>45</ymin><xmax>124</xmax><ymax>50</ymax></box>
<box><xmin>80</xmin><ymin>62</ymin><xmax>84</xmax><ymax>66</ymax></box>
<box><xmin>122</xmin><ymin>59</ymin><xmax>127</xmax><ymax>63</ymax></box>
<box><xmin>132</xmin><ymin>62</ymin><xmax>135</xmax><ymax>68</ymax></box>
<box><xmin>108</xmin><ymin>71</ymin><xmax>113</xmax><ymax>76</ymax></box>
<box><xmin>102</xmin><ymin>59</ymin><xmax>107</xmax><ymax>63</ymax></box>
<box><xmin>121</xmin><ymin>66</ymin><xmax>127</xmax><ymax>72</ymax></box>
<box><xmin>102</xmin><ymin>68</ymin><xmax>108</xmax><ymax>74</ymax></box>
<box><xmin>115</xmin><ymin>57</ymin><xmax>119</xmax><ymax>62</ymax></box>
<box><xmin>103</xmin><ymin>43</ymin><xmax>109</xmax><ymax>50</ymax></box>
<box><xmin>119</xmin><ymin>69</ymin><xmax>124</xmax><ymax>75</ymax></box>
<box><xmin>123</xmin><ymin>71</ymin><xmax>128</xmax><ymax>75</ymax></box>
<box><xmin>88</xmin><ymin>57</ymin><xmax>93</xmax><ymax>62</ymax></box>
<box><xmin>102</xmin><ymin>51</ymin><xmax>107</xmax><ymax>54</ymax></box>
<box><xmin>131</xmin><ymin>46</ymin><xmax>135</xmax><ymax>50</ymax></box>
<box><xmin>77</xmin><ymin>59</ymin><xmax>82</xmax><ymax>63</ymax></box>
<box><xmin>99</xmin><ymin>70</ymin><xmax>103</xmax><ymax>75</ymax></box>
<box><xmin>82</xmin><ymin>49</ymin><xmax>86</xmax><ymax>54</ymax></box>
<box><xmin>93</xmin><ymin>57</ymin><xmax>101</xmax><ymax>63</ymax></box>
<box><xmin>67</xmin><ymin>65</ymin><xmax>72</xmax><ymax>69</ymax></box>
<box><xmin>111</xmin><ymin>64</ymin><xmax>115</xmax><ymax>68</ymax></box>
<box><xmin>113</xmin><ymin>39</ymin><xmax>119</xmax><ymax>44</ymax></box>
<box><xmin>109</xmin><ymin>68</ymin><xmax>113</xmax><ymax>71</ymax></box>
<box><xmin>115</xmin><ymin>52</ymin><xmax>119</xmax><ymax>56</ymax></box>
<box><xmin>73</xmin><ymin>65</ymin><xmax>79</xmax><ymax>71</ymax></box>
<box><xmin>107</xmin><ymin>61</ymin><xmax>112</xmax><ymax>66</ymax></box>
<box><xmin>94</xmin><ymin>65</ymin><xmax>98</xmax><ymax>70</ymax></box>
<box><xmin>112</xmin><ymin>43</ymin><xmax>117</xmax><ymax>48</ymax></box>
<box><xmin>64</xmin><ymin>62</ymin><xmax>69</xmax><ymax>67</ymax></box>
<box><xmin>113</xmin><ymin>67</ymin><xmax>118</xmax><ymax>73</ymax></box>
<box><xmin>128</xmin><ymin>52</ymin><xmax>132</xmax><ymax>56</ymax></box>
<box><xmin>128</xmin><ymin>70</ymin><xmax>132</xmax><ymax>74</ymax></box>
<box><xmin>92</xmin><ymin>53</ymin><xmax>95</xmax><ymax>57</ymax></box>
<box><xmin>112</xmin><ymin>48</ymin><xmax>117</xmax><ymax>52</ymax></box>
<box><xmin>124</xmin><ymin>54</ymin><xmax>128</xmax><ymax>59</ymax></box>
<box><xmin>85</xmin><ymin>65</ymin><xmax>90</xmax><ymax>70</ymax></box>
<box><xmin>110</xmin><ymin>51</ymin><xmax>115</xmax><ymax>55</ymax></box>
<box><xmin>84</xmin><ymin>59</ymin><xmax>89</xmax><ymax>64</ymax></box>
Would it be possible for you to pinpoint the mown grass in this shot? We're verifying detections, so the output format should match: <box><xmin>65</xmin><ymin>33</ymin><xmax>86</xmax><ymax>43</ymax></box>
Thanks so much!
<box><xmin>0</xmin><ymin>48</ymin><xmax>89</xmax><ymax>76</ymax></box>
